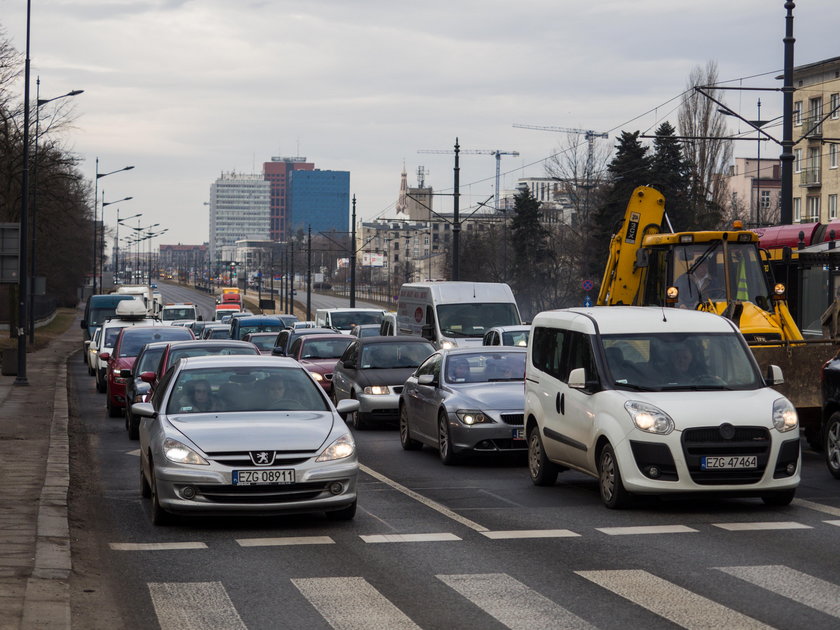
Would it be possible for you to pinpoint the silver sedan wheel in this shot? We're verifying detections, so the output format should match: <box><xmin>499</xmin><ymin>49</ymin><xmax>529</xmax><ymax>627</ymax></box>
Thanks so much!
<box><xmin>826</xmin><ymin>413</ymin><xmax>840</xmax><ymax>479</ymax></box>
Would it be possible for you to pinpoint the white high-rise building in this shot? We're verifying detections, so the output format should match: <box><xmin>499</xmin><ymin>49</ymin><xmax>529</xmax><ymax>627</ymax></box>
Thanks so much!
<box><xmin>209</xmin><ymin>172</ymin><xmax>271</xmax><ymax>262</ymax></box>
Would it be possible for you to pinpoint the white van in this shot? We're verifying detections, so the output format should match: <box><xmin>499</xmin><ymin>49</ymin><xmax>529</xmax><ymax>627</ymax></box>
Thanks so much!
<box><xmin>524</xmin><ymin>306</ymin><xmax>800</xmax><ymax>508</ymax></box>
<box><xmin>315</xmin><ymin>308</ymin><xmax>385</xmax><ymax>334</ymax></box>
<box><xmin>396</xmin><ymin>282</ymin><xmax>521</xmax><ymax>349</ymax></box>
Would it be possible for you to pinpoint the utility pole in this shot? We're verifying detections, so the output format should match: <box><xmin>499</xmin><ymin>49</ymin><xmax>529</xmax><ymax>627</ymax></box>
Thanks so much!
<box><xmin>306</xmin><ymin>226</ymin><xmax>312</xmax><ymax>321</ymax></box>
<box><xmin>780</xmin><ymin>0</ymin><xmax>795</xmax><ymax>225</ymax></box>
<box><xmin>350</xmin><ymin>195</ymin><xmax>357</xmax><ymax>307</ymax></box>
<box><xmin>453</xmin><ymin>140</ymin><xmax>460</xmax><ymax>281</ymax></box>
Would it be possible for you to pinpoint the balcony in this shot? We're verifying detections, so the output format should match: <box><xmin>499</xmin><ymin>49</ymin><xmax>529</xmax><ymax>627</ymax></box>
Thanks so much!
<box><xmin>803</xmin><ymin>115</ymin><xmax>823</xmax><ymax>139</ymax></box>
<box><xmin>801</xmin><ymin>167</ymin><xmax>822</xmax><ymax>188</ymax></box>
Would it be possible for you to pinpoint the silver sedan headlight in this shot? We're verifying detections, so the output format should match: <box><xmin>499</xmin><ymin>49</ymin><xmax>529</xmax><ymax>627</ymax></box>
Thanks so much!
<box><xmin>315</xmin><ymin>434</ymin><xmax>356</xmax><ymax>462</ymax></box>
<box><xmin>363</xmin><ymin>385</ymin><xmax>389</xmax><ymax>395</ymax></box>
<box><xmin>772</xmin><ymin>398</ymin><xmax>798</xmax><ymax>432</ymax></box>
<box><xmin>455</xmin><ymin>410</ymin><xmax>493</xmax><ymax>425</ymax></box>
<box><xmin>163</xmin><ymin>438</ymin><xmax>209</xmax><ymax>465</ymax></box>
<box><xmin>624</xmin><ymin>400</ymin><xmax>674</xmax><ymax>435</ymax></box>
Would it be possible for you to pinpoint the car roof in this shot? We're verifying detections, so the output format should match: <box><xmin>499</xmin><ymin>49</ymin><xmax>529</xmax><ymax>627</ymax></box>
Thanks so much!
<box><xmin>356</xmin><ymin>335</ymin><xmax>434</xmax><ymax>345</ymax></box>
<box><xmin>299</xmin><ymin>333</ymin><xmax>351</xmax><ymax>342</ymax></box>
<box><xmin>489</xmin><ymin>325</ymin><xmax>530</xmax><ymax>332</ymax></box>
<box><xmin>245</xmin><ymin>332</ymin><xmax>279</xmax><ymax>337</ymax></box>
<box><xmin>442</xmin><ymin>346</ymin><xmax>527</xmax><ymax>357</ymax></box>
<box><xmin>291</xmin><ymin>328</ymin><xmax>336</xmax><ymax>335</ymax></box>
<box><xmin>178</xmin><ymin>355</ymin><xmax>300</xmax><ymax>369</ymax></box>
<box><xmin>163</xmin><ymin>339</ymin><xmax>258</xmax><ymax>350</ymax></box>
<box><xmin>531</xmin><ymin>306</ymin><xmax>738</xmax><ymax>335</ymax></box>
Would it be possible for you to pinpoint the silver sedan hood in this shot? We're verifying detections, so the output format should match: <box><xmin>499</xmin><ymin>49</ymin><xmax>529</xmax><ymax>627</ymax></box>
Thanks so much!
<box><xmin>168</xmin><ymin>411</ymin><xmax>337</xmax><ymax>452</ymax></box>
<box><xmin>446</xmin><ymin>381</ymin><xmax>524</xmax><ymax>410</ymax></box>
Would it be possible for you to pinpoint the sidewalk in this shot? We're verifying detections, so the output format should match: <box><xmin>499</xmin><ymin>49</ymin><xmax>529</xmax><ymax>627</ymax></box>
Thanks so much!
<box><xmin>0</xmin><ymin>312</ymin><xmax>80</xmax><ymax>629</ymax></box>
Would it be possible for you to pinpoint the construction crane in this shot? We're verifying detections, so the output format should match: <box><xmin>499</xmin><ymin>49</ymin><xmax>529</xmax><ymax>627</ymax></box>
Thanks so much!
<box><xmin>513</xmin><ymin>123</ymin><xmax>608</xmax><ymax>189</ymax></box>
<box><xmin>418</xmin><ymin>148</ymin><xmax>519</xmax><ymax>212</ymax></box>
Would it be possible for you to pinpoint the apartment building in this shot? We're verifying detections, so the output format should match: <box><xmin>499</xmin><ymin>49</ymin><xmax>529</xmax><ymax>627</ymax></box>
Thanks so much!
<box><xmin>208</xmin><ymin>172</ymin><xmax>270</xmax><ymax>262</ymax></box>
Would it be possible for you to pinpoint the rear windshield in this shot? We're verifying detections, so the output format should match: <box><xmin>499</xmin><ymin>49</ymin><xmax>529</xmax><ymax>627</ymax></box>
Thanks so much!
<box><xmin>360</xmin><ymin>341</ymin><xmax>435</xmax><ymax>369</ymax></box>
<box><xmin>238</xmin><ymin>323</ymin><xmax>283</xmax><ymax>338</ymax></box>
<box><xmin>300</xmin><ymin>337</ymin><xmax>353</xmax><ymax>360</ymax></box>
<box><xmin>117</xmin><ymin>328</ymin><xmax>193</xmax><ymax>357</ymax></box>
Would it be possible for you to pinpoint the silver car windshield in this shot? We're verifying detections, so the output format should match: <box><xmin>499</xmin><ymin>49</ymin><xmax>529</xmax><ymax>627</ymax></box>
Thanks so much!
<box><xmin>445</xmin><ymin>352</ymin><xmax>525</xmax><ymax>383</ymax></box>
<box><xmin>167</xmin><ymin>366</ymin><xmax>329</xmax><ymax>414</ymax></box>
<box><xmin>602</xmin><ymin>332</ymin><xmax>762</xmax><ymax>391</ymax></box>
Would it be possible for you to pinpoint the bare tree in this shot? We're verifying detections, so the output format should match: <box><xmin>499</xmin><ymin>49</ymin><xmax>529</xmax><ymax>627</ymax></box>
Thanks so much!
<box><xmin>678</xmin><ymin>61</ymin><xmax>733</xmax><ymax>228</ymax></box>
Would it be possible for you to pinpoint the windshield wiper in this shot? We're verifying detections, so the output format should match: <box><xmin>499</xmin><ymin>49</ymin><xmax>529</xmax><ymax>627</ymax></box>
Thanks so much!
<box><xmin>615</xmin><ymin>382</ymin><xmax>659</xmax><ymax>391</ymax></box>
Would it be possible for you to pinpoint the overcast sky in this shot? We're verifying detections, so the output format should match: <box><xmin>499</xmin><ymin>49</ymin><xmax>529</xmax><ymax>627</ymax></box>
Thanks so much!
<box><xmin>3</xmin><ymin>0</ymin><xmax>840</xmax><ymax>250</ymax></box>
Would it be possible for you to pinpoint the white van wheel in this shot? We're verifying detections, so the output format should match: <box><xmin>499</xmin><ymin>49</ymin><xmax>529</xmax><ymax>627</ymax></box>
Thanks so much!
<box><xmin>598</xmin><ymin>444</ymin><xmax>632</xmax><ymax>509</ymax></box>
<box><xmin>528</xmin><ymin>426</ymin><xmax>559</xmax><ymax>486</ymax></box>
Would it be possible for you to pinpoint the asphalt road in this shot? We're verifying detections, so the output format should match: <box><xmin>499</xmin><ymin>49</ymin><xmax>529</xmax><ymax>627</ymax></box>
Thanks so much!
<box><xmin>67</xmin><ymin>284</ymin><xmax>840</xmax><ymax>629</ymax></box>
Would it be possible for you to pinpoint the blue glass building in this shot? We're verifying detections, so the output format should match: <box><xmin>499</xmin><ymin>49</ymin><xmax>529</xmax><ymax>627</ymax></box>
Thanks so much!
<box><xmin>288</xmin><ymin>170</ymin><xmax>350</xmax><ymax>236</ymax></box>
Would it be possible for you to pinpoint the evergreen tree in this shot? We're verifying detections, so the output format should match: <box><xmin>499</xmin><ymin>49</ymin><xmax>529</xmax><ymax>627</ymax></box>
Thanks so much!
<box><xmin>650</xmin><ymin>121</ymin><xmax>693</xmax><ymax>230</ymax></box>
<box><xmin>510</xmin><ymin>186</ymin><xmax>552</xmax><ymax>319</ymax></box>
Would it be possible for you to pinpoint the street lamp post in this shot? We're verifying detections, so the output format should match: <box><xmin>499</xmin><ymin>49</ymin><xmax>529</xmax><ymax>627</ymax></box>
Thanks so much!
<box><xmin>115</xmin><ymin>211</ymin><xmax>142</xmax><ymax>283</ymax></box>
<box><xmin>92</xmin><ymin>163</ymin><xmax>134</xmax><ymax>294</ymax></box>
<box><xmin>28</xmin><ymin>79</ymin><xmax>83</xmax><ymax>342</ymax></box>
<box><xmin>100</xmin><ymin>195</ymin><xmax>133</xmax><ymax>289</ymax></box>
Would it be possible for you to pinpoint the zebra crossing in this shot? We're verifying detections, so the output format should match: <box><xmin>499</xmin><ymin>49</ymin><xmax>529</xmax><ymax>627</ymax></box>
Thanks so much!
<box><xmin>144</xmin><ymin>565</ymin><xmax>840</xmax><ymax>629</ymax></box>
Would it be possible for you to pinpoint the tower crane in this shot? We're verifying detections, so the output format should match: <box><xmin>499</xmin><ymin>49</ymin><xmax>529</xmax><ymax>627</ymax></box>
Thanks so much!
<box><xmin>417</xmin><ymin>148</ymin><xmax>519</xmax><ymax>212</ymax></box>
<box><xmin>513</xmin><ymin>123</ymin><xmax>608</xmax><ymax>189</ymax></box>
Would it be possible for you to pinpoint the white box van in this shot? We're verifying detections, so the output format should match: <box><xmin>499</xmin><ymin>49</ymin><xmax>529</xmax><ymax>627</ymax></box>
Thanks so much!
<box><xmin>397</xmin><ymin>282</ymin><xmax>521</xmax><ymax>349</ymax></box>
<box><xmin>315</xmin><ymin>308</ymin><xmax>385</xmax><ymax>334</ymax></box>
<box><xmin>524</xmin><ymin>306</ymin><xmax>800</xmax><ymax>508</ymax></box>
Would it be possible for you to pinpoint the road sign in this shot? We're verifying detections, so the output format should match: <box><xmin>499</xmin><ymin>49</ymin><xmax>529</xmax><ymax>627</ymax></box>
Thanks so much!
<box><xmin>582</xmin><ymin>279</ymin><xmax>594</xmax><ymax>292</ymax></box>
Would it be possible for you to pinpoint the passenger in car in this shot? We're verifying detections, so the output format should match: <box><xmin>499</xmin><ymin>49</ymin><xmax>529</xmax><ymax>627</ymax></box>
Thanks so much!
<box><xmin>183</xmin><ymin>380</ymin><xmax>223</xmax><ymax>412</ymax></box>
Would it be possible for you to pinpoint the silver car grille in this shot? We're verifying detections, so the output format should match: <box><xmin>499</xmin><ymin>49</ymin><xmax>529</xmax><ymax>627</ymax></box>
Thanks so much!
<box><xmin>205</xmin><ymin>451</ymin><xmax>313</xmax><ymax>467</ymax></box>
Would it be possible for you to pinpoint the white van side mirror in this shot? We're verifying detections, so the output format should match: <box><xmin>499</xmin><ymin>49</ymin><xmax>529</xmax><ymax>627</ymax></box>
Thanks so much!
<box><xmin>765</xmin><ymin>364</ymin><xmax>784</xmax><ymax>386</ymax></box>
<box><xmin>568</xmin><ymin>367</ymin><xmax>587</xmax><ymax>389</ymax></box>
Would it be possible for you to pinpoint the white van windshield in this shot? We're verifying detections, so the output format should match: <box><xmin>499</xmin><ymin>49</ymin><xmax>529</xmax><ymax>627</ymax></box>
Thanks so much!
<box><xmin>602</xmin><ymin>332</ymin><xmax>762</xmax><ymax>391</ymax></box>
<box><xmin>437</xmin><ymin>303</ymin><xmax>520</xmax><ymax>338</ymax></box>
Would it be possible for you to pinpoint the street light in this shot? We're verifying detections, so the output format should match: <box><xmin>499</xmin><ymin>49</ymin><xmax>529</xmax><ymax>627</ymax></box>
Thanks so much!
<box><xmin>28</xmin><ymin>79</ymin><xmax>83</xmax><ymax>343</ymax></box>
<box><xmin>100</xmin><ymin>195</ymin><xmax>133</xmax><ymax>289</ymax></box>
<box><xmin>92</xmin><ymin>162</ymin><xmax>134</xmax><ymax>294</ymax></box>
<box><xmin>147</xmin><ymin>228</ymin><xmax>168</xmax><ymax>283</ymax></box>
<box><xmin>115</xmin><ymin>211</ymin><xmax>142</xmax><ymax>283</ymax></box>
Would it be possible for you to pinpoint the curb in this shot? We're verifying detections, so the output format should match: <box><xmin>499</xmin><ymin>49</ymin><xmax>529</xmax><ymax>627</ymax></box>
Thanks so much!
<box><xmin>21</xmin><ymin>359</ymin><xmax>72</xmax><ymax>629</ymax></box>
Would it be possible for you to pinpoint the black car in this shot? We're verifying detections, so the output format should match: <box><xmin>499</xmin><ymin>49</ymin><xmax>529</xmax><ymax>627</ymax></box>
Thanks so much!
<box><xmin>124</xmin><ymin>341</ymin><xmax>171</xmax><ymax>440</ymax></box>
<box><xmin>821</xmin><ymin>352</ymin><xmax>840</xmax><ymax>478</ymax></box>
<box><xmin>271</xmin><ymin>327</ymin><xmax>336</xmax><ymax>357</ymax></box>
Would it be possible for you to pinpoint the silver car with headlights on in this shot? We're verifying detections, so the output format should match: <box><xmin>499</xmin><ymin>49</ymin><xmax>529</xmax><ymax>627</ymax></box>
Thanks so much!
<box><xmin>399</xmin><ymin>347</ymin><xmax>527</xmax><ymax>464</ymax></box>
<box><xmin>134</xmin><ymin>355</ymin><xmax>360</xmax><ymax>524</ymax></box>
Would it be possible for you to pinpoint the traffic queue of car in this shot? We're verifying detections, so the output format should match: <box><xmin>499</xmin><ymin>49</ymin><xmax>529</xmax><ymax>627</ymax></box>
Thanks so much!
<box><xmin>81</xmin><ymin>280</ymin><xmax>824</xmax><ymax>527</ymax></box>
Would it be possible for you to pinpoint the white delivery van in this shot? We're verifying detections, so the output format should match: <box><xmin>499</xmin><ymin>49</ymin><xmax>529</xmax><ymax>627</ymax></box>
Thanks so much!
<box><xmin>315</xmin><ymin>308</ymin><xmax>385</xmax><ymax>334</ymax></box>
<box><xmin>397</xmin><ymin>282</ymin><xmax>521</xmax><ymax>349</ymax></box>
<box><xmin>160</xmin><ymin>303</ymin><xmax>199</xmax><ymax>325</ymax></box>
<box><xmin>524</xmin><ymin>306</ymin><xmax>800</xmax><ymax>508</ymax></box>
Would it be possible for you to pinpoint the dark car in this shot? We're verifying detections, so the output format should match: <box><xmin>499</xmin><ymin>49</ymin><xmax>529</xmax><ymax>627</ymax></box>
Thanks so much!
<box><xmin>821</xmin><ymin>352</ymin><xmax>840</xmax><ymax>479</ymax></box>
<box><xmin>350</xmin><ymin>324</ymin><xmax>382</xmax><ymax>338</ymax></box>
<box><xmin>287</xmin><ymin>333</ymin><xmax>354</xmax><ymax>394</ymax></box>
<box><xmin>202</xmin><ymin>323</ymin><xmax>231</xmax><ymax>339</ymax></box>
<box><xmin>106</xmin><ymin>326</ymin><xmax>195</xmax><ymax>417</ymax></box>
<box><xmin>230</xmin><ymin>315</ymin><xmax>286</xmax><ymax>340</ymax></box>
<box><xmin>151</xmin><ymin>339</ymin><xmax>262</xmax><ymax>391</ymax></box>
<box><xmin>271</xmin><ymin>327</ymin><xmax>336</xmax><ymax>357</ymax></box>
<box><xmin>124</xmin><ymin>341</ymin><xmax>171</xmax><ymax>439</ymax></box>
<box><xmin>243</xmin><ymin>332</ymin><xmax>279</xmax><ymax>355</ymax></box>
<box><xmin>331</xmin><ymin>336</ymin><xmax>435</xmax><ymax>430</ymax></box>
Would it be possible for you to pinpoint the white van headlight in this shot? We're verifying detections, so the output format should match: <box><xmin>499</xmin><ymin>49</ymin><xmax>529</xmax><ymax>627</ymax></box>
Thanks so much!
<box><xmin>440</xmin><ymin>339</ymin><xmax>455</xmax><ymax>349</ymax></box>
<box><xmin>624</xmin><ymin>400</ymin><xmax>674</xmax><ymax>435</ymax></box>
<box><xmin>772</xmin><ymin>398</ymin><xmax>798</xmax><ymax>432</ymax></box>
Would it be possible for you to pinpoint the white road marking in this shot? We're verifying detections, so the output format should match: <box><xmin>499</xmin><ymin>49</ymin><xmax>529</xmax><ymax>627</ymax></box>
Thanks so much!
<box><xmin>360</xmin><ymin>533</ymin><xmax>461</xmax><ymax>543</ymax></box>
<box><xmin>236</xmin><ymin>536</ymin><xmax>334</xmax><ymax>547</ymax></box>
<box><xmin>792</xmin><ymin>498</ymin><xmax>840</xmax><ymax>517</ymax></box>
<box><xmin>825</xmin><ymin>519</ymin><xmax>840</xmax><ymax>527</ymax></box>
<box><xmin>716</xmin><ymin>565</ymin><xmax>840</xmax><ymax>618</ymax></box>
<box><xmin>481</xmin><ymin>529</ymin><xmax>580</xmax><ymax>539</ymax></box>
<box><xmin>126</xmin><ymin>448</ymin><xmax>141</xmax><ymax>457</ymax></box>
<box><xmin>437</xmin><ymin>573</ymin><xmax>597</xmax><ymax>630</ymax></box>
<box><xmin>596</xmin><ymin>525</ymin><xmax>698</xmax><ymax>536</ymax></box>
<box><xmin>148</xmin><ymin>581</ymin><xmax>246</xmax><ymax>630</ymax></box>
<box><xmin>712</xmin><ymin>521</ymin><xmax>812</xmax><ymax>531</ymax></box>
<box><xmin>576</xmin><ymin>569</ymin><xmax>774</xmax><ymax>630</ymax></box>
<box><xmin>360</xmin><ymin>463</ymin><xmax>489</xmax><ymax>532</ymax></box>
<box><xmin>109</xmin><ymin>542</ymin><xmax>207</xmax><ymax>551</ymax></box>
<box><xmin>293</xmin><ymin>576</ymin><xmax>420</xmax><ymax>630</ymax></box>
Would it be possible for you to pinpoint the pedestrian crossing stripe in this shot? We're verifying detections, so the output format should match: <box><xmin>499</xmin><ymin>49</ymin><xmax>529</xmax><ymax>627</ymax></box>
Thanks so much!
<box><xmin>360</xmin><ymin>532</ymin><xmax>461</xmax><ymax>543</ymax></box>
<box><xmin>236</xmin><ymin>535</ymin><xmax>334</xmax><ymax>547</ymax></box>
<box><xmin>596</xmin><ymin>525</ymin><xmax>698</xmax><ymax>535</ymax></box>
<box><xmin>481</xmin><ymin>529</ymin><xmax>580</xmax><ymax>539</ymax></box>
<box><xmin>109</xmin><ymin>542</ymin><xmax>207</xmax><ymax>551</ymax></box>
<box><xmin>147</xmin><ymin>565</ymin><xmax>840</xmax><ymax>630</ymax></box>
<box><xmin>712</xmin><ymin>521</ymin><xmax>812</xmax><ymax>531</ymax></box>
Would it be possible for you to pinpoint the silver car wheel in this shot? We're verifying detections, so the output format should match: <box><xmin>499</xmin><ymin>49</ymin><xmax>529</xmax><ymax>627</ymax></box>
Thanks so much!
<box><xmin>826</xmin><ymin>413</ymin><xmax>840</xmax><ymax>479</ymax></box>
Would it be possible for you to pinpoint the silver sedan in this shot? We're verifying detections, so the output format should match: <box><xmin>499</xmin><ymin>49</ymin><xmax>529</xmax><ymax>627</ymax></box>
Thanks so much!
<box><xmin>133</xmin><ymin>355</ymin><xmax>360</xmax><ymax>525</ymax></box>
<box><xmin>399</xmin><ymin>347</ymin><xmax>527</xmax><ymax>464</ymax></box>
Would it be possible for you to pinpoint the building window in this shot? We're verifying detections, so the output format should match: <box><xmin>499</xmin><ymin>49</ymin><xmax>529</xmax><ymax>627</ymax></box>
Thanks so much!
<box><xmin>793</xmin><ymin>101</ymin><xmax>802</xmax><ymax>125</ymax></box>
<box><xmin>830</xmin><ymin>194</ymin><xmax>838</xmax><ymax>220</ymax></box>
<box><xmin>807</xmin><ymin>196</ymin><xmax>820</xmax><ymax>222</ymax></box>
<box><xmin>760</xmin><ymin>190</ymin><xmax>771</xmax><ymax>209</ymax></box>
<box><xmin>831</xmin><ymin>144</ymin><xmax>838</xmax><ymax>169</ymax></box>
<box><xmin>794</xmin><ymin>148</ymin><xmax>802</xmax><ymax>173</ymax></box>
<box><xmin>794</xmin><ymin>197</ymin><xmax>801</xmax><ymax>222</ymax></box>
<box><xmin>832</xmin><ymin>93</ymin><xmax>839</xmax><ymax>119</ymax></box>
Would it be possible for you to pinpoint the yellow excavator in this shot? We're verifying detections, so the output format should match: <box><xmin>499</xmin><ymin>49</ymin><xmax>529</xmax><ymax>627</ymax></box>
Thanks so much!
<box><xmin>597</xmin><ymin>185</ymin><xmax>837</xmax><ymax>448</ymax></box>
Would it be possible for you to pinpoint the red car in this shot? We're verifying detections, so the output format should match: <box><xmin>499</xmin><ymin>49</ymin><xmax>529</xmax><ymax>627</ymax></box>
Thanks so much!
<box><xmin>105</xmin><ymin>326</ymin><xmax>194</xmax><ymax>417</ymax></box>
<box><xmin>287</xmin><ymin>333</ymin><xmax>354</xmax><ymax>394</ymax></box>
